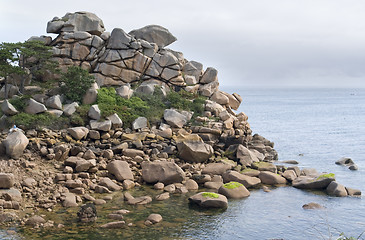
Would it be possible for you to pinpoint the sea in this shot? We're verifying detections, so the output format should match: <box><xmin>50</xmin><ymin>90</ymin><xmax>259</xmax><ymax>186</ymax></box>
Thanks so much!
<box><xmin>2</xmin><ymin>88</ymin><xmax>365</xmax><ymax>240</ymax></box>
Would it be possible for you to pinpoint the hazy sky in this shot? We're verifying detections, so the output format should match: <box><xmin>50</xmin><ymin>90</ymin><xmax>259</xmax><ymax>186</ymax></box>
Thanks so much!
<box><xmin>1</xmin><ymin>0</ymin><xmax>365</xmax><ymax>88</ymax></box>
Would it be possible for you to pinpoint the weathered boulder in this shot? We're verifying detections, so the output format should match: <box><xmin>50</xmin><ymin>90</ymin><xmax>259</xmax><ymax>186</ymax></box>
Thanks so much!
<box><xmin>63</xmin><ymin>102</ymin><xmax>79</xmax><ymax>116</ymax></box>
<box><xmin>141</xmin><ymin>161</ymin><xmax>185</xmax><ymax>185</ymax></box>
<box><xmin>107</xmin><ymin>28</ymin><xmax>131</xmax><ymax>49</ymax></box>
<box><xmin>163</xmin><ymin>109</ymin><xmax>187</xmax><ymax>128</ymax></box>
<box><xmin>63</xmin><ymin>193</ymin><xmax>78</xmax><ymax>207</ymax></box>
<box><xmin>222</xmin><ymin>171</ymin><xmax>261</xmax><ymax>188</ymax></box>
<box><xmin>0</xmin><ymin>174</ymin><xmax>14</xmax><ymax>189</ymax></box>
<box><xmin>25</xmin><ymin>215</ymin><xmax>46</xmax><ymax>227</ymax></box>
<box><xmin>45</xmin><ymin>95</ymin><xmax>62</xmax><ymax>110</ymax></box>
<box><xmin>292</xmin><ymin>173</ymin><xmax>335</xmax><ymax>190</ymax></box>
<box><xmin>83</xmin><ymin>83</ymin><xmax>99</xmax><ymax>105</ymax></box>
<box><xmin>326</xmin><ymin>181</ymin><xmax>348</xmax><ymax>197</ymax></box>
<box><xmin>129</xmin><ymin>25</ymin><xmax>177</xmax><ymax>48</ymax></box>
<box><xmin>335</xmin><ymin>157</ymin><xmax>358</xmax><ymax>170</ymax></box>
<box><xmin>100</xmin><ymin>221</ymin><xmax>125</xmax><ymax>229</ymax></box>
<box><xmin>132</xmin><ymin>117</ymin><xmax>148</xmax><ymax>130</ymax></box>
<box><xmin>107</xmin><ymin>113</ymin><xmax>123</xmax><ymax>128</ymax></box>
<box><xmin>116</xmin><ymin>84</ymin><xmax>133</xmax><ymax>99</ymax></box>
<box><xmin>177</xmin><ymin>137</ymin><xmax>214</xmax><ymax>163</ymax></box>
<box><xmin>258</xmin><ymin>171</ymin><xmax>287</xmax><ymax>185</ymax></box>
<box><xmin>202</xmin><ymin>162</ymin><xmax>232</xmax><ymax>176</ymax></box>
<box><xmin>200</xmin><ymin>67</ymin><xmax>218</xmax><ymax>84</ymax></box>
<box><xmin>47</xmin><ymin>11</ymin><xmax>105</xmax><ymax>35</ymax></box>
<box><xmin>3</xmin><ymin>131</ymin><xmax>29</xmax><ymax>159</ymax></box>
<box><xmin>88</xmin><ymin>104</ymin><xmax>101</xmax><ymax>120</ymax></box>
<box><xmin>1</xmin><ymin>100</ymin><xmax>18</xmax><ymax>116</ymax></box>
<box><xmin>252</xmin><ymin>162</ymin><xmax>277</xmax><ymax>173</ymax></box>
<box><xmin>346</xmin><ymin>187</ymin><xmax>361</xmax><ymax>196</ymax></box>
<box><xmin>282</xmin><ymin>169</ymin><xmax>297</xmax><ymax>181</ymax></box>
<box><xmin>90</xmin><ymin>120</ymin><xmax>112</xmax><ymax>131</ymax></box>
<box><xmin>225</xmin><ymin>144</ymin><xmax>259</xmax><ymax>166</ymax></box>
<box><xmin>188</xmin><ymin>192</ymin><xmax>228</xmax><ymax>209</ymax></box>
<box><xmin>107</xmin><ymin>161</ymin><xmax>134</xmax><ymax>182</ymax></box>
<box><xmin>68</xmin><ymin>127</ymin><xmax>89</xmax><ymax>140</ymax></box>
<box><xmin>145</xmin><ymin>214</ymin><xmax>163</xmax><ymax>225</ymax></box>
<box><xmin>25</xmin><ymin>98</ymin><xmax>47</xmax><ymax>114</ymax></box>
<box><xmin>99</xmin><ymin>177</ymin><xmax>122</xmax><ymax>191</ymax></box>
<box><xmin>184</xmin><ymin>179</ymin><xmax>199</xmax><ymax>191</ymax></box>
<box><xmin>302</xmin><ymin>202</ymin><xmax>324</xmax><ymax>210</ymax></box>
<box><xmin>218</xmin><ymin>182</ymin><xmax>250</xmax><ymax>199</ymax></box>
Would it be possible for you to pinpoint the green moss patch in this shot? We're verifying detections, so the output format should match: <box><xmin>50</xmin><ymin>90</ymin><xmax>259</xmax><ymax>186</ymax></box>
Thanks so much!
<box><xmin>223</xmin><ymin>182</ymin><xmax>243</xmax><ymax>189</ymax></box>
<box><xmin>316</xmin><ymin>173</ymin><xmax>335</xmax><ymax>180</ymax></box>
<box><xmin>202</xmin><ymin>192</ymin><xmax>219</xmax><ymax>199</ymax></box>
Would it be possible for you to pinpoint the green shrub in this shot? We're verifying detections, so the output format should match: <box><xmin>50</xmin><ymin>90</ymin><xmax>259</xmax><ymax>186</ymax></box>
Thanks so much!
<box><xmin>9</xmin><ymin>95</ymin><xmax>31</xmax><ymax>112</ymax></box>
<box><xmin>7</xmin><ymin>112</ymin><xmax>59</xmax><ymax>129</ymax></box>
<box><xmin>61</xmin><ymin>66</ymin><xmax>94</xmax><ymax>103</ymax></box>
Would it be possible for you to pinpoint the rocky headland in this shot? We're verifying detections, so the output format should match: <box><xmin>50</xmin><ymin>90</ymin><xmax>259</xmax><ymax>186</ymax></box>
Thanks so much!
<box><xmin>0</xmin><ymin>11</ymin><xmax>361</xmax><ymax>234</ymax></box>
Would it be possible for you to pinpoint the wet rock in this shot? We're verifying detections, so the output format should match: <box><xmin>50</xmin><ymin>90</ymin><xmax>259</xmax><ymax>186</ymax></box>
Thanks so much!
<box><xmin>282</xmin><ymin>169</ymin><xmax>297</xmax><ymax>182</ymax></box>
<box><xmin>302</xmin><ymin>202</ymin><xmax>324</xmax><ymax>210</ymax></box>
<box><xmin>293</xmin><ymin>174</ymin><xmax>335</xmax><ymax>190</ymax></box>
<box><xmin>258</xmin><ymin>171</ymin><xmax>287</xmax><ymax>185</ymax></box>
<box><xmin>107</xmin><ymin>160</ymin><xmax>134</xmax><ymax>182</ymax></box>
<box><xmin>326</xmin><ymin>181</ymin><xmax>348</xmax><ymax>197</ymax></box>
<box><xmin>26</xmin><ymin>215</ymin><xmax>46</xmax><ymax>227</ymax></box>
<box><xmin>164</xmin><ymin>184</ymin><xmax>176</xmax><ymax>193</ymax></box>
<box><xmin>100</xmin><ymin>221</ymin><xmax>126</xmax><ymax>229</ymax></box>
<box><xmin>108</xmin><ymin>213</ymin><xmax>124</xmax><ymax>220</ymax></box>
<box><xmin>145</xmin><ymin>214</ymin><xmax>162</xmax><ymax>225</ymax></box>
<box><xmin>77</xmin><ymin>203</ymin><xmax>97</xmax><ymax>223</ymax></box>
<box><xmin>141</xmin><ymin>161</ymin><xmax>185</xmax><ymax>185</ymax></box>
<box><xmin>94</xmin><ymin>199</ymin><xmax>106</xmax><ymax>205</ymax></box>
<box><xmin>154</xmin><ymin>182</ymin><xmax>164</xmax><ymax>190</ymax></box>
<box><xmin>346</xmin><ymin>187</ymin><xmax>361</xmax><ymax>197</ymax></box>
<box><xmin>218</xmin><ymin>182</ymin><xmax>250</xmax><ymax>199</ymax></box>
<box><xmin>155</xmin><ymin>192</ymin><xmax>170</xmax><ymax>201</ymax></box>
<box><xmin>3</xmin><ymin>130</ymin><xmax>29</xmax><ymax>159</ymax></box>
<box><xmin>184</xmin><ymin>179</ymin><xmax>199</xmax><ymax>191</ymax></box>
<box><xmin>222</xmin><ymin>171</ymin><xmax>261</xmax><ymax>188</ymax></box>
<box><xmin>336</xmin><ymin>157</ymin><xmax>358</xmax><ymax>170</ymax></box>
<box><xmin>99</xmin><ymin>177</ymin><xmax>121</xmax><ymax>191</ymax></box>
<box><xmin>189</xmin><ymin>192</ymin><xmax>228</xmax><ymax>209</ymax></box>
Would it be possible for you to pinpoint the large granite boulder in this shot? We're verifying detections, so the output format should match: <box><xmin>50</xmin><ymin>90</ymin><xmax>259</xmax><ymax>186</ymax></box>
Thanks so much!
<box><xmin>202</xmin><ymin>162</ymin><xmax>232</xmax><ymax>176</ymax></box>
<box><xmin>218</xmin><ymin>182</ymin><xmax>250</xmax><ymax>199</ymax></box>
<box><xmin>45</xmin><ymin>95</ymin><xmax>62</xmax><ymax>110</ymax></box>
<box><xmin>258</xmin><ymin>171</ymin><xmax>287</xmax><ymax>185</ymax></box>
<box><xmin>47</xmin><ymin>11</ymin><xmax>105</xmax><ymax>35</ymax></box>
<box><xmin>188</xmin><ymin>192</ymin><xmax>228</xmax><ymax>209</ymax></box>
<box><xmin>132</xmin><ymin>117</ymin><xmax>148</xmax><ymax>130</ymax></box>
<box><xmin>107</xmin><ymin>161</ymin><xmax>134</xmax><ymax>182</ymax></box>
<box><xmin>326</xmin><ymin>181</ymin><xmax>348</xmax><ymax>197</ymax></box>
<box><xmin>222</xmin><ymin>170</ymin><xmax>261</xmax><ymax>188</ymax></box>
<box><xmin>225</xmin><ymin>144</ymin><xmax>259</xmax><ymax>166</ymax></box>
<box><xmin>3</xmin><ymin>130</ymin><xmax>29</xmax><ymax>159</ymax></box>
<box><xmin>292</xmin><ymin>173</ymin><xmax>335</xmax><ymax>190</ymax></box>
<box><xmin>25</xmin><ymin>98</ymin><xmax>47</xmax><ymax>114</ymax></box>
<box><xmin>163</xmin><ymin>109</ymin><xmax>187</xmax><ymax>128</ymax></box>
<box><xmin>129</xmin><ymin>25</ymin><xmax>177</xmax><ymax>48</ymax></box>
<box><xmin>141</xmin><ymin>161</ymin><xmax>185</xmax><ymax>185</ymax></box>
<box><xmin>1</xmin><ymin>100</ymin><xmax>18</xmax><ymax>116</ymax></box>
<box><xmin>176</xmin><ymin>137</ymin><xmax>214</xmax><ymax>163</ymax></box>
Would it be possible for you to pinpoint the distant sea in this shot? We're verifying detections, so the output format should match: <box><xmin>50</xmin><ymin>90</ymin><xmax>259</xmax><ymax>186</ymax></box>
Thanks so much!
<box><xmin>189</xmin><ymin>87</ymin><xmax>365</xmax><ymax>239</ymax></box>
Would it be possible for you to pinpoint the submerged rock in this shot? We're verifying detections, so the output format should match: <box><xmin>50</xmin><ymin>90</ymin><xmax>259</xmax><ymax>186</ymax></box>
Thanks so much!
<box><xmin>77</xmin><ymin>203</ymin><xmax>97</xmax><ymax>223</ymax></box>
<box><xmin>292</xmin><ymin>173</ymin><xmax>335</xmax><ymax>190</ymax></box>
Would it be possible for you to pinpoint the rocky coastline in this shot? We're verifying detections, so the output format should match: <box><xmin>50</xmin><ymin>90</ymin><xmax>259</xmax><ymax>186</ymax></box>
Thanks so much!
<box><xmin>0</xmin><ymin>11</ymin><xmax>361</xmax><ymax>236</ymax></box>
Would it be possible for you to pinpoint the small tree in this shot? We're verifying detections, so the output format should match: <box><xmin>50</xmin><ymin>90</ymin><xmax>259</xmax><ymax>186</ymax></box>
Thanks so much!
<box><xmin>0</xmin><ymin>40</ymin><xmax>58</xmax><ymax>95</ymax></box>
<box><xmin>0</xmin><ymin>43</ymin><xmax>23</xmax><ymax>99</ymax></box>
<box><xmin>61</xmin><ymin>66</ymin><xmax>95</xmax><ymax>103</ymax></box>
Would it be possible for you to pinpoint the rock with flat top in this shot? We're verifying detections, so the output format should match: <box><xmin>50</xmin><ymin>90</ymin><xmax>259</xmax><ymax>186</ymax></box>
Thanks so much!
<box><xmin>129</xmin><ymin>25</ymin><xmax>177</xmax><ymax>48</ymax></box>
<box><xmin>141</xmin><ymin>161</ymin><xmax>185</xmax><ymax>185</ymax></box>
<box><xmin>107</xmin><ymin>161</ymin><xmax>134</xmax><ymax>182</ymax></box>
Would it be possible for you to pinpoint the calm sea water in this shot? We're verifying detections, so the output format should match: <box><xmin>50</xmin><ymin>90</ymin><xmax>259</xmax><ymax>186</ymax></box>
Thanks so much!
<box><xmin>3</xmin><ymin>88</ymin><xmax>365</xmax><ymax>240</ymax></box>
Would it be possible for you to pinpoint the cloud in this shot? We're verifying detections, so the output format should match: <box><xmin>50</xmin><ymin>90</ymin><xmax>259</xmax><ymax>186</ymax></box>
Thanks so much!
<box><xmin>1</xmin><ymin>0</ymin><xmax>365</xmax><ymax>87</ymax></box>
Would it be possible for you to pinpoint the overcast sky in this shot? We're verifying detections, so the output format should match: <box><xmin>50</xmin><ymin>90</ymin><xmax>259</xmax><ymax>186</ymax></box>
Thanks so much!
<box><xmin>1</xmin><ymin>0</ymin><xmax>365</xmax><ymax>88</ymax></box>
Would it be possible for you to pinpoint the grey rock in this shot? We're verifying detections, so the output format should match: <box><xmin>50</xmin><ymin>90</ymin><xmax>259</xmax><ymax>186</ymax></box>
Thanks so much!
<box><xmin>163</xmin><ymin>109</ymin><xmax>187</xmax><ymax>128</ymax></box>
<box><xmin>132</xmin><ymin>117</ymin><xmax>147</xmax><ymax>130</ymax></box>
<box><xmin>326</xmin><ymin>181</ymin><xmax>348</xmax><ymax>197</ymax></box>
<box><xmin>3</xmin><ymin>131</ymin><xmax>29</xmax><ymax>159</ymax></box>
<box><xmin>88</xmin><ymin>104</ymin><xmax>101</xmax><ymax>120</ymax></box>
<box><xmin>47</xmin><ymin>12</ymin><xmax>105</xmax><ymax>35</ymax></box>
<box><xmin>90</xmin><ymin>120</ymin><xmax>112</xmax><ymax>131</ymax></box>
<box><xmin>83</xmin><ymin>83</ymin><xmax>99</xmax><ymax>105</ymax></box>
<box><xmin>68</xmin><ymin>127</ymin><xmax>89</xmax><ymax>140</ymax></box>
<box><xmin>129</xmin><ymin>25</ymin><xmax>177</xmax><ymax>48</ymax></box>
<box><xmin>293</xmin><ymin>174</ymin><xmax>335</xmax><ymax>190</ymax></box>
<box><xmin>25</xmin><ymin>215</ymin><xmax>46</xmax><ymax>227</ymax></box>
<box><xmin>107</xmin><ymin>161</ymin><xmax>134</xmax><ymax>182</ymax></box>
<box><xmin>63</xmin><ymin>102</ymin><xmax>79</xmax><ymax>116</ymax></box>
<box><xmin>107</xmin><ymin>28</ymin><xmax>131</xmax><ymax>49</ymax></box>
<box><xmin>100</xmin><ymin>221</ymin><xmax>125</xmax><ymax>229</ymax></box>
<box><xmin>141</xmin><ymin>161</ymin><xmax>185</xmax><ymax>185</ymax></box>
<box><xmin>25</xmin><ymin>98</ymin><xmax>47</xmax><ymax>114</ymax></box>
<box><xmin>99</xmin><ymin>177</ymin><xmax>121</xmax><ymax>191</ymax></box>
<box><xmin>200</xmin><ymin>67</ymin><xmax>218</xmax><ymax>84</ymax></box>
<box><xmin>188</xmin><ymin>192</ymin><xmax>228</xmax><ymax>208</ymax></box>
<box><xmin>0</xmin><ymin>174</ymin><xmax>14</xmax><ymax>189</ymax></box>
<box><xmin>63</xmin><ymin>193</ymin><xmax>78</xmax><ymax>207</ymax></box>
<box><xmin>116</xmin><ymin>85</ymin><xmax>133</xmax><ymax>99</ymax></box>
<box><xmin>177</xmin><ymin>139</ymin><xmax>214</xmax><ymax>163</ymax></box>
<box><xmin>258</xmin><ymin>171</ymin><xmax>287</xmax><ymax>185</ymax></box>
<box><xmin>1</xmin><ymin>100</ymin><xmax>18</xmax><ymax>116</ymax></box>
<box><xmin>202</xmin><ymin>163</ymin><xmax>232</xmax><ymax>176</ymax></box>
<box><xmin>146</xmin><ymin>214</ymin><xmax>162</xmax><ymax>224</ymax></box>
<box><xmin>107</xmin><ymin>113</ymin><xmax>123</xmax><ymax>128</ymax></box>
<box><xmin>222</xmin><ymin>171</ymin><xmax>261</xmax><ymax>188</ymax></box>
<box><xmin>346</xmin><ymin>187</ymin><xmax>361</xmax><ymax>196</ymax></box>
<box><xmin>218</xmin><ymin>182</ymin><xmax>250</xmax><ymax>199</ymax></box>
<box><xmin>302</xmin><ymin>202</ymin><xmax>324</xmax><ymax>210</ymax></box>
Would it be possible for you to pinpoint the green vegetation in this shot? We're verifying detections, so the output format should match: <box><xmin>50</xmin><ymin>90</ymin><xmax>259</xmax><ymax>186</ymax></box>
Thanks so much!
<box><xmin>8</xmin><ymin>95</ymin><xmax>31</xmax><ymax>112</ymax></box>
<box><xmin>202</xmin><ymin>192</ymin><xmax>219</xmax><ymax>198</ymax></box>
<box><xmin>94</xmin><ymin>86</ymin><xmax>207</xmax><ymax>128</ymax></box>
<box><xmin>223</xmin><ymin>182</ymin><xmax>243</xmax><ymax>189</ymax></box>
<box><xmin>6</xmin><ymin>112</ymin><xmax>62</xmax><ymax>129</ymax></box>
<box><xmin>61</xmin><ymin>66</ymin><xmax>95</xmax><ymax>103</ymax></box>
<box><xmin>317</xmin><ymin>173</ymin><xmax>335</xmax><ymax>180</ymax></box>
